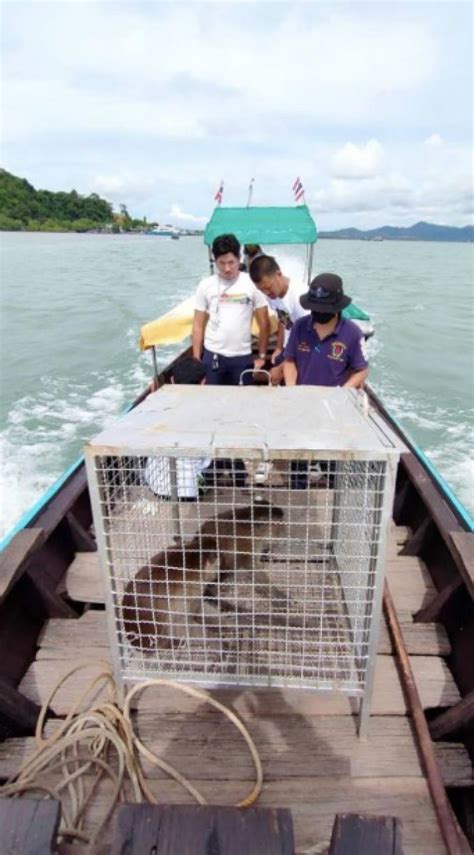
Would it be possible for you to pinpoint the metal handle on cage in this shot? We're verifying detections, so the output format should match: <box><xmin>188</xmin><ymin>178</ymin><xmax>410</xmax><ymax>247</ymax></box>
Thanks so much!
<box><xmin>206</xmin><ymin>428</ymin><xmax>272</xmax><ymax>485</ymax></box>
<box><xmin>239</xmin><ymin>369</ymin><xmax>272</xmax><ymax>386</ymax></box>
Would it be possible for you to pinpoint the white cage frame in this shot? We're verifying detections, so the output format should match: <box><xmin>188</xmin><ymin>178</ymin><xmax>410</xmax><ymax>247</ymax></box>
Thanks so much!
<box><xmin>85</xmin><ymin>386</ymin><xmax>403</xmax><ymax>736</ymax></box>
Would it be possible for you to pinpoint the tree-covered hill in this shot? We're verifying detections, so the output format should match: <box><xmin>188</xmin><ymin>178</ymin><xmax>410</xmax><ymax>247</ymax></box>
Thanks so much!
<box><xmin>0</xmin><ymin>169</ymin><xmax>114</xmax><ymax>231</ymax></box>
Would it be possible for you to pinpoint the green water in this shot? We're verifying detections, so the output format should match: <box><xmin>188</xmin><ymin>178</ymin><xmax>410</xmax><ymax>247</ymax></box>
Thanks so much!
<box><xmin>1</xmin><ymin>231</ymin><xmax>473</xmax><ymax>536</ymax></box>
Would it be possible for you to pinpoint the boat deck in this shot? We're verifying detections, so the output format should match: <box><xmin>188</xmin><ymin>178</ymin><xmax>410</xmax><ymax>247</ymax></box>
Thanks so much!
<box><xmin>0</xmin><ymin>525</ymin><xmax>471</xmax><ymax>854</ymax></box>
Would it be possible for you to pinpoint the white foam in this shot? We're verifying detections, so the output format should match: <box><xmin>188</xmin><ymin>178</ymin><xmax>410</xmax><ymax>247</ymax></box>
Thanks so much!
<box><xmin>0</xmin><ymin>434</ymin><xmax>59</xmax><ymax>537</ymax></box>
<box><xmin>376</xmin><ymin>384</ymin><xmax>474</xmax><ymax>516</ymax></box>
<box><xmin>276</xmin><ymin>250</ymin><xmax>307</xmax><ymax>285</ymax></box>
<box><xmin>0</xmin><ymin>357</ymin><xmax>159</xmax><ymax>539</ymax></box>
<box><xmin>425</xmin><ymin>446</ymin><xmax>474</xmax><ymax>515</ymax></box>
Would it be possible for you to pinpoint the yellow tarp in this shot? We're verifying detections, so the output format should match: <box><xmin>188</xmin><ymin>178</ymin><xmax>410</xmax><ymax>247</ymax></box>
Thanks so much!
<box><xmin>139</xmin><ymin>297</ymin><xmax>278</xmax><ymax>351</ymax></box>
<box><xmin>139</xmin><ymin>297</ymin><xmax>195</xmax><ymax>350</ymax></box>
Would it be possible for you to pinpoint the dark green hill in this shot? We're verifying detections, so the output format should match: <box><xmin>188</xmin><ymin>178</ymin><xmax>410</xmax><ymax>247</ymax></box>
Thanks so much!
<box><xmin>319</xmin><ymin>221</ymin><xmax>473</xmax><ymax>243</ymax></box>
<box><xmin>0</xmin><ymin>169</ymin><xmax>114</xmax><ymax>231</ymax></box>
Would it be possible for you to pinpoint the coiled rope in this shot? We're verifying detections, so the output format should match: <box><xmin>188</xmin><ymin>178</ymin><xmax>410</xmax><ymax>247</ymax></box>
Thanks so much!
<box><xmin>0</xmin><ymin>662</ymin><xmax>263</xmax><ymax>845</ymax></box>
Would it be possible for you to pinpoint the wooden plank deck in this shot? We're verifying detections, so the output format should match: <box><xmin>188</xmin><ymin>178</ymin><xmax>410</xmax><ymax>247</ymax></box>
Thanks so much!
<box><xmin>37</xmin><ymin>599</ymin><xmax>450</xmax><ymax>659</ymax></box>
<box><xmin>17</xmin><ymin>653</ymin><xmax>461</xmax><ymax>716</ymax></box>
<box><xmin>1</xmin><ymin>715</ymin><xmax>470</xmax><ymax>787</ymax></box>
<box><xmin>1</xmin><ymin>524</ymin><xmax>471</xmax><ymax>855</ymax></box>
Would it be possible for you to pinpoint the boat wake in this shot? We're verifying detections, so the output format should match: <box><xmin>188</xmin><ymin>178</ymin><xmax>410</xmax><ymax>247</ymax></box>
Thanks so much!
<box><xmin>0</xmin><ymin>349</ymin><xmax>178</xmax><ymax>539</ymax></box>
<box><xmin>373</xmin><ymin>382</ymin><xmax>474</xmax><ymax>518</ymax></box>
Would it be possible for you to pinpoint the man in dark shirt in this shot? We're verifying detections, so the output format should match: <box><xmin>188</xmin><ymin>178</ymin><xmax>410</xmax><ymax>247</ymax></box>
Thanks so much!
<box><xmin>283</xmin><ymin>273</ymin><xmax>368</xmax><ymax>388</ymax></box>
<box><xmin>283</xmin><ymin>272</ymin><xmax>369</xmax><ymax>488</ymax></box>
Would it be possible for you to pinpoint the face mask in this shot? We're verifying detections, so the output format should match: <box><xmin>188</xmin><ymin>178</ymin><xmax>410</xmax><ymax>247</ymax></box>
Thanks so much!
<box><xmin>312</xmin><ymin>310</ymin><xmax>336</xmax><ymax>325</ymax></box>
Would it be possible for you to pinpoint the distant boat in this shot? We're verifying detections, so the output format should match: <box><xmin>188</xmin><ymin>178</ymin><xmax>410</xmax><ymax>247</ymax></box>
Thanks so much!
<box><xmin>145</xmin><ymin>228</ymin><xmax>180</xmax><ymax>239</ymax></box>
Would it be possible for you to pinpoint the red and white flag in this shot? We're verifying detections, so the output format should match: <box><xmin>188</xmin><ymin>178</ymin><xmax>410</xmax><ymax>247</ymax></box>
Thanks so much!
<box><xmin>214</xmin><ymin>180</ymin><xmax>224</xmax><ymax>205</ymax></box>
<box><xmin>292</xmin><ymin>177</ymin><xmax>305</xmax><ymax>203</ymax></box>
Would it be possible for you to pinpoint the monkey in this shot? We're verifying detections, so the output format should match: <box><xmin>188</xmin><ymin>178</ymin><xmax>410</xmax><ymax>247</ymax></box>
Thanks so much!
<box><xmin>201</xmin><ymin>502</ymin><xmax>320</xmax><ymax>631</ymax></box>
<box><xmin>121</xmin><ymin>537</ymin><xmax>217</xmax><ymax>652</ymax></box>
<box><xmin>200</xmin><ymin>499</ymin><xmax>284</xmax><ymax>573</ymax></box>
<box><xmin>122</xmin><ymin>500</ymin><xmax>286</xmax><ymax>652</ymax></box>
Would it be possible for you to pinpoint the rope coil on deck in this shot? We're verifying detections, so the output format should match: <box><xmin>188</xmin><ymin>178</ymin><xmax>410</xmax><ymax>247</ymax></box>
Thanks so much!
<box><xmin>0</xmin><ymin>662</ymin><xmax>263</xmax><ymax>845</ymax></box>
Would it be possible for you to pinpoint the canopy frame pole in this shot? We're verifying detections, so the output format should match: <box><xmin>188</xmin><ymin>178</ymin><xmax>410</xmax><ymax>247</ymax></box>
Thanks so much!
<box><xmin>151</xmin><ymin>346</ymin><xmax>159</xmax><ymax>388</ymax></box>
<box><xmin>307</xmin><ymin>242</ymin><xmax>315</xmax><ymax>285</ymax></box>
<box><xmin>247</xmin><ymin>177</ymin><xmax>255</xmax><ymax>207</ymax></box>
<box><xmin>208</xmin><ymin>246</ymin><xmax>214</xmax><ymax>275</ymax></box>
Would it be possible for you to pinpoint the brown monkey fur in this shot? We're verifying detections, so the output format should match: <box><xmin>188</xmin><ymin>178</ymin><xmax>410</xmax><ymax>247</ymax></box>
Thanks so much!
<box><xmin>122</xmin><ymin>500</ymin><xmax>284</xmax><ymax>652</ymax></box>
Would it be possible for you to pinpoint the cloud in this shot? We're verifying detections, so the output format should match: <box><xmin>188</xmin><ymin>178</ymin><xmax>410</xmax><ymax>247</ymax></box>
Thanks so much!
<box><xmin>168</xmin><ymin>204</ymin><xmax>207</xmax><ymax>225</ymax></box>
<box><xmin>331</xmin><ymin>140</ymin><xmax>385</xmax><ymax>180</ymax></box>
<box><xmin>308</xmin><ymin>139</ymin><xmax>473</xmax><ymax>225</ymax></box>
<box><xmin>310</xmin><ymin>174</ymin><xmax>413</xmax><ymax>215</ymax></box>
<box><xmin>309</xmin><ymin>164</ymin><xmax>474</xmax><ymax>224</ymax></box>
<box><xmin>424</xmin><ymin>133</ymin><xmax>444</xmax><ymax>147</ymax></box>
<box><xmin>93</xmin><ymin>174</ymin><xmax>157</xmax><ymax>202</ymax></box>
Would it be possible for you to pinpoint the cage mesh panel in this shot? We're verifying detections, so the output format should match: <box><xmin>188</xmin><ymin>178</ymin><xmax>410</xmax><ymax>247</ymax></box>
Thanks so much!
<box><xmin>332</xmin><ymin>460</ymin><xmax>386</xmax><ymax>676</ymax></box>
<box><xmin>91</xmin><ymin>454</ymin><xmax>388</xmax><ymax>693</ymax></box>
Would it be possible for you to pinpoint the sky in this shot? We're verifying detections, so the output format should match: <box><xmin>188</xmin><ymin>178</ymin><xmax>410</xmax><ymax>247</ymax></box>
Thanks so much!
<box><xmin>1</xmin><ymin>1</ymin><xmax>473</xmax><ymax>230</ymax></box>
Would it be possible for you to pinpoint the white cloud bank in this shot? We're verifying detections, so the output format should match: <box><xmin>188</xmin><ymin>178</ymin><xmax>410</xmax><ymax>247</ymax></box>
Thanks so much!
<box><xmin>1</xmin><ymin>3</ymin><xmax>472</xmax><ymax>228</ymax></box>
<box><xmin>2</xmin><ymin>5</ymin><xmax>439</xmax><ymax>141</ymax></box>
<box><xmin>309</xmin><ymin>138</ymin><xmax>473</xmax><ymax>224</ymax></box>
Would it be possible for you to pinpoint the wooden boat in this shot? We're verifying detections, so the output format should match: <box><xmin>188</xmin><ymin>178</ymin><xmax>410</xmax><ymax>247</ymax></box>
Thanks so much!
<box><xmin>0</xmin><ymin>207</ymin><xmax>472</xmax><ymax>854</ymax></box>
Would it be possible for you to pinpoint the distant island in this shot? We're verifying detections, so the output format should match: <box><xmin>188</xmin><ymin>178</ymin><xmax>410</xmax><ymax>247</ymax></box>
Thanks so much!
<box><xmin>318</xmin><ymin>222</ymin><xmax>473</xmax><ymax>243</ymax></box>
<box><xmin>0</xmin><ymin>169</ymin><xmax>114</xmax><ymax>232</ymax></box>
<box><xmin>0</xmin><ymin>169</ymin><xmax>161</xmax><ymax>234</ymax></box>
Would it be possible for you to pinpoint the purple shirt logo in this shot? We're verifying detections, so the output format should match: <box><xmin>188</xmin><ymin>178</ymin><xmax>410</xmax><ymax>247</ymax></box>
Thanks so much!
<box><xmin>328</xmin><ymin>341</ymin><xmax>347</xmax><ymax>361</ymax></box>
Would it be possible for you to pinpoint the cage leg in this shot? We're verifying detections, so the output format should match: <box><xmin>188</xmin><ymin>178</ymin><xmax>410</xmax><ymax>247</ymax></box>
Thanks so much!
<box><xmin>357</xmin><ymin>694</ymin><xmax>371</xmax><ymax>739</ymax></box>
<box><xmin>114</xmin><ymin>673</ymin><xmax>126</xmax><ymax>708</ymax></box>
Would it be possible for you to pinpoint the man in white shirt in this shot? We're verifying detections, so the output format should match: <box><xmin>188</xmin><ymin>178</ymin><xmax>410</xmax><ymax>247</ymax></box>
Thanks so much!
<box><xmin>192</xmin><ymin>234</ymin><xmax>270</xmax><ymax>386</ymax></box>
<box><xmin>249</xmin><ymin>254</ymin><xmax>307</xmax><ymax>385</ymax></box>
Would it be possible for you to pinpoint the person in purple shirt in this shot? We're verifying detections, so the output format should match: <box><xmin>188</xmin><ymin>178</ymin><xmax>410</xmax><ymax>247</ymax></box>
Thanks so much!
<box><xmin>283</xmin><ymin>272</ymin><xmax>368</xmax><ymax>388</ymax></box>
<box><xmin>283</xmin><ymin>272</ymin><xmax>369</xmax><ymax>488</ymax></box>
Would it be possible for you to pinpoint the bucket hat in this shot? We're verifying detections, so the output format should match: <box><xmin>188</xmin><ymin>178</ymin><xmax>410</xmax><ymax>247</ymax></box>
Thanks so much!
<box><xmin>300</xmin><ymin>272</ymin><xmax>352</xmax><ymax>313</ymax></box>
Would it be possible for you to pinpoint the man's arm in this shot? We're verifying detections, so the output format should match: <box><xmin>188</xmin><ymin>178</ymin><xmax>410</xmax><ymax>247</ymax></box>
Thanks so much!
<box><xmin>192</xmin><ymin>310</ymin><xmax>208</xmax><ymax>360</ymax></box>
<box><xmin>271</xmin><ymin>322</ymin><xmax>285</xmax><ymax>364</ymax></box>
<box><xmin>254</xmin><ymin>306</ymin><xmax>270</xmax><ymax>368</ymax></box>
<box><xmin>343</xmin><ymin>332</ymin><xmax>369</xmax><ymax>388</ymax></box>
<box><xmin>283</xmin><ymin>359</ymin><xmax>298</xmax><ymax>386</ymax></box>
<box><xmin>343</xmin><ymin>367</ymin><xmax>368</xmax><ymax>389</ymax></box>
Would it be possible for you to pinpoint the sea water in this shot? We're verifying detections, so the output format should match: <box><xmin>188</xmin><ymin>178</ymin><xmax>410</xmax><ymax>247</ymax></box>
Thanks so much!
<box><xmin>1</xmin><ymin>232</ymin><xmax>473</xmax><ymax>537</ymax></box>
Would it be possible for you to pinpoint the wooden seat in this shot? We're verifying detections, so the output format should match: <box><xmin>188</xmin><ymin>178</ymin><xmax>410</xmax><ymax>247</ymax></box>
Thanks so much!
<box><xmin>0</xmin><ymin>797</ymin><xmax>61</xmax><ymax>855</ymax></box>
<box><xmin>328</xmin><ymin>813</ymin><xmax>403</xmax><ymax>854</ymax></box>
<box><xmin>110</xmin><ymin>804</ymin><xmax>294</xmax><ymax>855</ymax></box>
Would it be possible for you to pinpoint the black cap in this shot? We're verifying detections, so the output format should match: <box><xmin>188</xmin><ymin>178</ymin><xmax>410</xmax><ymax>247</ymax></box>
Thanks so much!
<box><xmin>300</xmin><ymin>272</ymin><xmax>352</xmax><ymax>313</ymax></box>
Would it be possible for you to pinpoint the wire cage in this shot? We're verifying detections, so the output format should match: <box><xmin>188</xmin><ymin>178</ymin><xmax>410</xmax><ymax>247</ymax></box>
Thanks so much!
<box><xmin>85</xmin><ymin>385</ymin><xmax>403</xmax><ymax>734</ymax></box>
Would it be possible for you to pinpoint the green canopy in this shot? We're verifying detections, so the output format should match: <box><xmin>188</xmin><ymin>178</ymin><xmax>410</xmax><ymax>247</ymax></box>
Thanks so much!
<box><xmin>343</xmin><ymin>302</ymin><xmax>371</xmax><ymax>322</ymax></box>
<box><xmin>204</xmin><ymin>205</ymin><xmax>317</xmax><ymax>246</ymax></box>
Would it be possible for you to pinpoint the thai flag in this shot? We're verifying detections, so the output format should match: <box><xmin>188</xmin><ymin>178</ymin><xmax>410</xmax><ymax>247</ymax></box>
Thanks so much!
<box><xmin>292</xmin><ymin>177</ymin><xmax>305</xmax><ymax>203</ymax></box>
<box><xmin>214</xmin><ymin>181</ymin><xmax>224</xmax><ymax>205</ymax></box>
